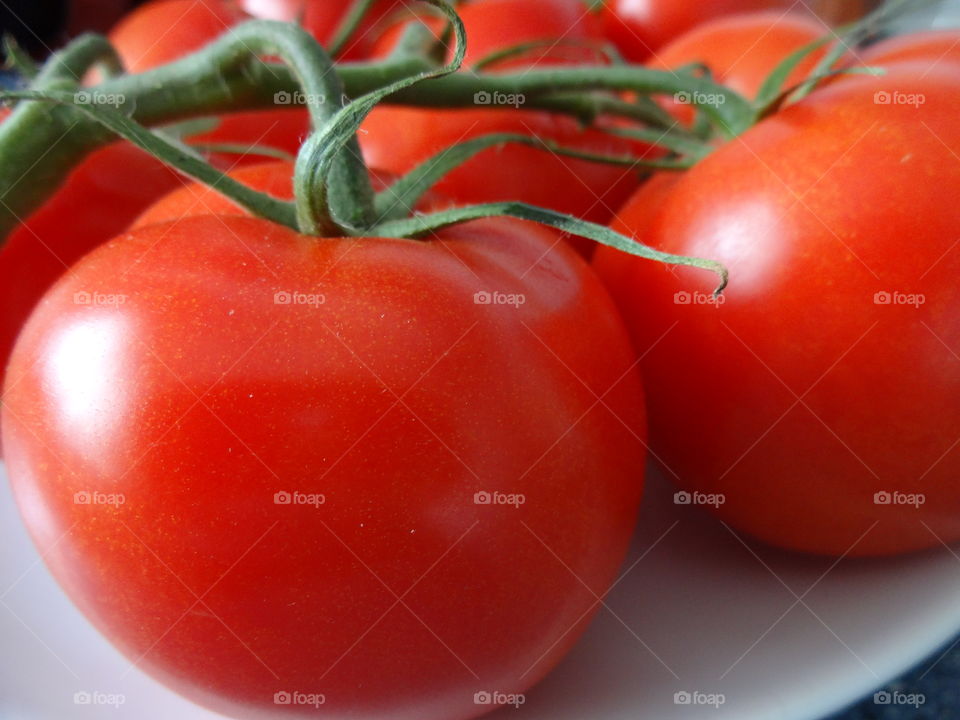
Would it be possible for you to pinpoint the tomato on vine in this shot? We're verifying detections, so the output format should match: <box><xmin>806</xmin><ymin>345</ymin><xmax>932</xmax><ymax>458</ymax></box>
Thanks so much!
<box><xmin>359</xmin><ymin>0</ymin><xmax>655</xmax><ymax>255</ymax></box>
<box><xmin>595</xmin><ymin>64</ymin><xmax>960</xmax><ymax>556</ymax></box>
<box><xmin>602</xmin><ymin>0</ymin><xmax>795</xmax><ymax>61</ymax></box>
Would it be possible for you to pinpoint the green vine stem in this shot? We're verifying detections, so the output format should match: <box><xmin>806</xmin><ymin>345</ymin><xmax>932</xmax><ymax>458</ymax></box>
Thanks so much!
<box><xmin>373</xmin><ymin>202</ymin><xmax>728</xmax><ymax>294</ymax></box>
<box><xmin>0</xmin><ymin>14</ymin><xmax>754</xmax><ymax>243</ymax></box>
<box><xmin>373</xmin><ymin>131</ymin><xmax>704</xmax><ymax>223</ymax></box>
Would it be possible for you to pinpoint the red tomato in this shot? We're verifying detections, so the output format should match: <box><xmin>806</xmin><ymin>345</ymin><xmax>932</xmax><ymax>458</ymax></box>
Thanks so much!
<box><xmin>131</xmin><ymin>161</ymin><xmax>443</xmax><ymax>228</ymax></box>
<box><xmin>108</xmin><ymin>0</ymin><xmax>246</xmax><ymax>70</ymax></box>
<box><xmin>241</xmin><ymin>0</ymin><xmax>403</xmax><ymax>59</ymax></box>
<box><xmin>4</xmin><ymin>211</ymin><xmax>645</xmax><ymax>719</ymax></box>
<box><xmin>858</xmin><ymin>30</ymin><xmax>960</xmax><ymax>71</ymax></box>
<box><xmin>594</xmin><ymin>64</ymin><xmax>960</xmax><ymax>557</ymax></box>
<box><xmin>604</xmin><ymin>0</ymin><xmax>795</xmax><ymax>61</ymax></box>
<box><xmin>133</xmin><ymin>161</ymin><xmax>295</xmax><ymax>227</ymax></box>
<box><xmin>650</xmin><ymin>11</ymin><xmax>830</xmax><ymax>101</ymax></box>
<box><xmin>369</xmin><ymin>0</ymin><xmax>605</xmax><ymax>66</ymax></box>
<box><xmin>107</xmin><ymin>0</ymin><xmax>311</xmax><ymax>157</ymax></box>
<box><xmin>360</xmin><ymin>0</ymin><xmax>650</xmax><ymax>255</ymax></box>
<box><xmin>0</xmin><ymin>121</ymin><xmax>188</xmax><ymax>435</ymax></box>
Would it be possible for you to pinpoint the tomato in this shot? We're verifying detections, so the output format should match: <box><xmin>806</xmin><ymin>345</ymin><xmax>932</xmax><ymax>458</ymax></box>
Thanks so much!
<box><xmin>360</xmin><ymin>0</ymin><xmax>650</xmax><ymax>255</ymax></box>
<box><xmin>650</xmin><ymin>12</ymin><xmax>830</xmax><ymax>101</ymax></box>
<box><xmin>108</xmin><ymin>0</ymin><xmax>246</xmax><ymax>70</ymax></box>
<box><xmin>132</xmin><ymin>161</ymin><xmax>454</xmax><ymax>232</ymax></box>
<box><xmin>107</xmin><ymin>0</ymin><xmax>311</xmax><ymax>157</ymax></box>
<box><xmin>241</xmin><ymin>0</ymin><xmax>403</xmax><ymax>59</ymax></box>
<box><xmin>369</xmin><ymin>0</ymin><xmax>604</xmax><ymax>66</ymax></box>
<box><xmin>859</xmin><ymin>30</ymin><xmax>960</xmax><ymax>71</ymax></box>
<box><xmin>594</xmin><ymin>64</ymin><xmax>960</xmax><ymax>557</ymax></box>
<box><xmin>4</xmin><ymin>209</ymin><xmax>645</xmax><ymax>719</ymax></box>
<box><xmin>133</xmin><ymin>161</ymin><xmax>296</xmax><ymax>228</ymax></box>
<box><xmin>0</xmin><ymin>117</ymin><xmax>188</xmax><ymax>439</ymax></box>
<box><xmin>604</xmin><ymin>0</ymin><xmax>795</xmax><ymax>61</ymax></box>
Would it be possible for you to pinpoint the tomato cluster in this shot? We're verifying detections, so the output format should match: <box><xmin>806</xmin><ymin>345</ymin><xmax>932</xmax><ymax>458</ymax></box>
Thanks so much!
<box><xmin>3</xmin><ymin>2</ymin><xmax>959</xmax><ymax>720</ymax></box>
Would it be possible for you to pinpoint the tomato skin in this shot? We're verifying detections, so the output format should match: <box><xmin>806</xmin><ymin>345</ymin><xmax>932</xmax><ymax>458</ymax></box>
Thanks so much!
<box><xmin>370</xmin><ymin>0</ymin><xmax>605</xmax><ymax>66</ymax></box>
<box><xmin>595</xmin><ymin>65</ymin><xmax>960</xmax><ymax>557</ymax></box>
<box><xmin>650</xmin><ymin>12</ymin><xmax>829</xmax><ymax>101</ymax></box>
<box><xmin>108</xmin><ymin>0</ymin><xmax>246</xmax><ymax>71</ymax></box>
<box><xmin>5</xmin><ymin>213</ymin><xmax>645</xmax><ymax>718</ymax></box>
<box><xmin>241</xmin><ymin>0</ymin><xmax>403</xmax><ymax>59</ymax></box>
<box><xmin>0</xmin><ymin>137</ymin><xmax>188</xmax><ymax>432</ymax></box>
<box><xmin>133</xmin><ymin>161</ymin><xmax>296</xmax><ymax>227</ymax></box>
<box><xmin>603</xmin><ymin>0</ymin><xmax>794</xmax><ymax>61</ymax></box>
<box><xmin>360</xmin><ymin>107</ymin><xmax>649</xmax><ymax>239</ymax></box>
<box><xmin>360</xmin><ymin>0</ymin><xmax>650</xmax><ymax>255</ymax></box>
<box><xmin>108</xmin><ymin>0</ymin><xmax>311</xmax><ymax>157</ymax></box>
<box><xmin>859</xmin><ymin>30</ymin><xmax>960</xmax><ymax>70</ymax></box>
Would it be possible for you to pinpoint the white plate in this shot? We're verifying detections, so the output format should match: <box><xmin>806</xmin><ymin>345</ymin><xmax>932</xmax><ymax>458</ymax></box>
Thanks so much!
<box><xmin>3</xmin><ymin>462</ymin><xmax>960</xmax><ymax>720</ymax></box>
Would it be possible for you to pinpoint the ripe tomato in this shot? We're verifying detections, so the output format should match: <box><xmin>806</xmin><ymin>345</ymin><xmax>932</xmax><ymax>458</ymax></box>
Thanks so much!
<box><xmin>594</xmin><ymin>64</ymin><xmax>960</xmax><ymax>557</ymax></box>
<box><xmin>650</xmin><ymin>12</ymin><xmax>829</xmax><ymax>101</ymax></box>
<box><xmin>4</xmin><ymin>211</ymin><xmax>645</xmax><ymax>719</ymax></box>
<box><xmin>239</xmin><ymin>0</ymin><xmax>404</xmax><ymax>59</ymax></box>
<box><xmin>107</xmin><ymin>0</ymin><xmax>310</xmax><ymax>157</ymax></box>
<box><xmin>369</xmin><ymin>0</ymin><xmax>604</xmax><ymax>66</ymax></box>
<box><xmin>859</xmin><ymin>30</ymin><xmax>960</xmax><ymax>71</ymax></box>
<box><xmin>603</xmin><ymin>0</ymin><xmax>795</xmax><ymax>61</ymax></box>
<box><xmin>360</xmin><ymin>0</ymin><xmax>649</xmax><ymax>254</ymax></box>
<box><xmin>0</xmin><ymin>117</ymin><xmax>187</xmax><ymax>432</ymax></box>
<box><xmin>131</xmin><ymin>161</ymin><xmax>447</xmax><ymax>229</ymax></box>
<box><xmin>133</xmin><ymin>161</ymin><xmax>295</xmax><ymax>228</ymax></box>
